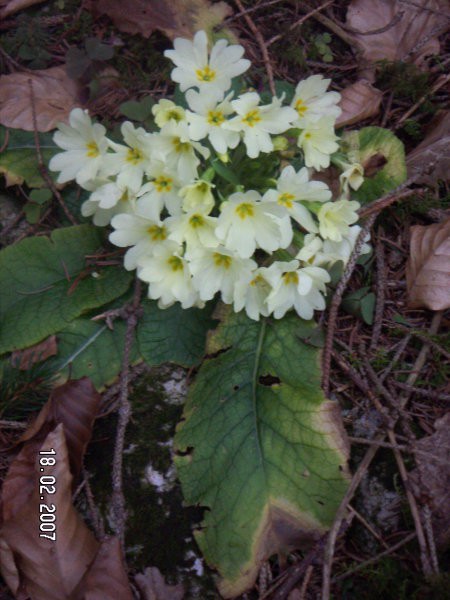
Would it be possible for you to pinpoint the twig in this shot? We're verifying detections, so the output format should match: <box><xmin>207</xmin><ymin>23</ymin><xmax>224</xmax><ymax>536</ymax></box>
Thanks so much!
<box><xmin>358</xmin><ymin>188</ymin><xmax>421</xmax><ymax>219</ymax></box>
<box><xmin>110</xmin><ymin>278</ymin><xmax>141</xmax><ymax>547</ymax></box>
<box><xmin>234</xmin><ymin>0</ymin><xmax>275</xmax><ymax>94</ymax></box>
<box><xmin>28</xmin><ymin>79</ymin><xmax>77</xmax><ymax>226</ymax></box>
<box><xmin>299</xmin><ymin>565</ymin><xmax>314</xmax><ymax>600</ymax></box>
<box><xmin>370</xmin><ymin>232</ymin><xmax>386</xmax><ymax>350</ymax></box>
<box><xmin>394</xmin><ymin>73</ymin><xmax>450</xmax><ymax>130</ymax></box>
<box><xmin>322</xmin><ymin>213</ymin><xmax>376</xmax><ymax>395</ymax></box>
<box><xmin>224</xmin><ymin>0</ymin><xmax>285</xmax><ymax>23</ymax></box>
<box><xmin>266</xmin><ymin>0</ymin><xmax>334</xmax><ymax>47</ymax></box>
<box><xmin>388</xmin><ymin>322</ymin><xmax>450</xmax><ymax>361</ymax></box>
<box><xmin>422</xmin><ymin>504</ymin><xmax>439</xmax><ymax>574</ymax></box>
<box><xmin>332</xmin><ymin>532</ymin><xmax>417</xmax><ymax>582</ymax></box>
<box><xmin>321</xmin><ymin>312</ymin><xmax>444</xmax><ymax>598</ymax></box>
<box><xmin>387</xmin><ymin>428</ymin><xmax>432</xmax><ymax>575</ymax></box>
<box><xmin>348</xmin><ymin>504</ymin><xmax>388</xmax><ymax>547</ymax></box>
<box><xmin>379</xmin><ymin>334</ymin><xmax>411</xmax><ymax>383</ymax></box>
<box><xmin>82</xmin><ymin>468</ymin><xmax>105</xmax><ymax>540</ymax></box>
<box><xmin>392</xmin><ymin>381</ymin><xmax>450</xmax><ymax>402</ymax></box>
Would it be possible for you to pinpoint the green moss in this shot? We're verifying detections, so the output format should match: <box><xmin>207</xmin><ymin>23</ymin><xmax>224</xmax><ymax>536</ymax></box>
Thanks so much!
<box><xmin>84</xmin><ymin>367</ymin><xmax>219</xmax><ymax>598</ymax></box>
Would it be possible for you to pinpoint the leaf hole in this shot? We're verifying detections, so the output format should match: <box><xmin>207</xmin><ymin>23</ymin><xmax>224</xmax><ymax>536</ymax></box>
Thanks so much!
<box><xmin>317</xmin><ymin>500</ymin><xmax>325</xmax><ymax>506</ymax></box>
<box><xmin>363</xmin><ymin>153</ymin><xmax>387</xmax><ymax>177</ymax></box>
<box><xmin>258</xmin><ymin>374</ymin><xmax>281</xmax><ymax>387</ymax></box>
<box><xmin>177</xmin><ymin>446</ymin><xmax>193</xmax><ymax>457</ymax></box>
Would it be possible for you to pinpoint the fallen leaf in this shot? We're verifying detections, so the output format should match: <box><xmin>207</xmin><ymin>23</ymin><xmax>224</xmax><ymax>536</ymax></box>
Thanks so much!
<box><xmin>406</xmin><ymin>218</ymin><xmax>450</xmax><ymax>310</ymax></box>
<box><xmin>0</xmin><ymin>66</ymin><xmax>82</xmax><ymax>132</ymax></box>
<box><xmin>346</xmin><ymin>0</ymin><xmax>448</xmax><ymax>76</ymax></box>
<box><xmin>0</xmin><ymin>0</ymin><xmax>46</xmax><ymax>18</ymax></box>
<box><xmin>406</xmin><ymin>111</ymin><xmax>450</xmax><ymax>185</ymax></box>
<box><xmin>336</xmin><ymin>79</ymin><xmax>383</xmax><ymax>127</ymax></box>
<box><xmin>2</xmin><ymin>378</ymin><xmax>100</xmax><ymax>522</ymax></box>
<box><xmin>88</xmin><ymin>0</ymin><xmax>232</xmax><ymax>40</ymax></box>
<box><xmin>135</xmin><ymin>567</ymin><xmax>184</xmax><ymax>600</ymax></box>
<box><xmin>80</xmin><ymin>537</ymin><xmax>133</xmax><ymax>599</ymax></box>
<box><xmin>0</xmin><ymin>425</ymin><xmax>100</xmax><ymax>600</ymax></box>
<box><xmin>410</xmin><ymin>413</ymin><xmax>450</xmax><ymax>549</ymax></box>
<box><xmin>10</xmin><ymin>336</ymin><xmax>58</xmax><ymax>370</ymax></box>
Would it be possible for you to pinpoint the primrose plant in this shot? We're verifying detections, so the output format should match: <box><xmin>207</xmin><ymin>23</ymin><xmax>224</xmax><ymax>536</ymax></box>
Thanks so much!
<box><xmin>49</xmin><ymin>30</ymin><xmax>368</xmax><ymax>321</ymax></box>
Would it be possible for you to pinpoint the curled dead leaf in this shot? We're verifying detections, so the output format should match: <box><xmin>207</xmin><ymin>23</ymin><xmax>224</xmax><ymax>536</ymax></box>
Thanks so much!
<box><xmin>0</xmin><ymin>66</ymin><xmax>82</xmax><ymax>132</ymax></box>
<box><xmin>135</xmin><ymin>566</ymin><xmax>185</xmax><ymax>600</ymax></box>
<box><xmin>0</xmin><ymin>0</ymin><xmax>46</xmax><ymax>18</ymax></box>
<box><xmin>88</xmin><ymin>0</ymin><xmax>232</xmax><ymax>40</ymax></box>
<box><xmin>2</xmin><ymin>378</ymin><xmax>100</xmax><ymax>522</ymax></box>
<box><xmin>346</xmin><ymin>0</ymin><xmax>448</xmax><ymax>77</ymax></box>
<box><xmin>336</xmin><ymin>79</ymin><xmax>383</xmax><ymax>127</ymax></box>
<box><xmin>0</xmin><ymin>425</ymin><xmax>100</xmax><ymax>600</ymax></box>
<box><xmin>406</xmin><ymin>111</ymin><xmax>450</xmax><ymax>185</ymax></box>
<box><xmin>406</xmin><ymin>218</ymin><xmax>450</xmax><ymax>310</ymax></box>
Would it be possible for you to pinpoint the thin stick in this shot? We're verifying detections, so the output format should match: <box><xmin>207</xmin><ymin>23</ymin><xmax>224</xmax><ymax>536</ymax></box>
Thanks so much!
<box><xmin>234</xmin><ymin>0</ymin><xmax>275</xmax><ymax>94</ymax></box>
<box><xmin>395</xmin><ymin>73</ymin><xmax>450</xmax><ymax>130</ymax></box>
<box><xmin>332</xmin><ymin>532</ymin><xmax>417</xmax><ymax>582</ymax></box>
<box><xmin>28</xmin><ymin>79</ymin><xmax>77</xmax><ymax>226</ymax></box>
<box><xmin>299</xmin><ymin>565</ymin><xmax>314</xmax><ymax>600</ymax></box>
<box><xmin>110</xmin><ymin>278</ymin><xmax>141</xmax><ymax>547</ymax></box>
<box><xmin>392</xmin><ymin>381</ymin><xmax>450</xmax><ymax>402</ymax></box>
<box><xmin>322</xmin><ymin>214</ymin><xmax>376</xmax><ymax>395</ymax></box>
<box><xmin>370</xmin><ymin>232</ymin><xmax>386</xmax><ymax>349</ymax></box>
<box><xmin>267</xmin><ymin>0</ymin><xmax>334</xmax><ymax>46</ymax></box>
<box><xmin>358</xmin><ymin>188</ymin><xmax>421</xmax><ymax>219</ymax></box>
<box><xmin>321</xmin><ymin>312</ymin><xmax>443</xmax><ymax>598</ymax></box>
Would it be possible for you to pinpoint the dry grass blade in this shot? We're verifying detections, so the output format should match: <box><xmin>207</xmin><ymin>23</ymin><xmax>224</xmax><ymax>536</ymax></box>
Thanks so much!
<box><xmin>0</xmin><ymin>425</ymin><xmax>100</xmax><ymax>600</ymax></box>
<box><xmin>406</xmin><ymin>218</ymin><xmax>450</xmax><ymax>310</ymax></box>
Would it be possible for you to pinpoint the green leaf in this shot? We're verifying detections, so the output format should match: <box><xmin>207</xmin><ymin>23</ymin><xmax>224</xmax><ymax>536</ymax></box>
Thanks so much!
<box><xmin>85</xmin><ymin>37</ymin><xmax>114</xmax><ymax>61</ymax></box>
<box><xmin>342</xmin><ymin>287</ymin><xmax>376</xmax><ymax>324</ymax></box>
<box><xmin>343</xmin><ymin>127</ymin><xmax>407</xmax><ymax>203</ymax></box>
<box><xmin>23</xmin><ymin>202</ymin><xmax>43</xmax><ymax>224</ymax></box>
<box><xmin>0</xmin><ymin>127</ymin><xmax>58</xmax><ymax>188</ymax></box>
<box><xmin>53</xmin><ymin>318</ymin><xmax>139</xmax><ymax>390</ymax></box>
<box><xmin>119</xmin><ymin>97</ymin><xmax>155</xmax><ymax>122</ymax></box>
<box><xmin>29</xmin><ymin>189</ymin><xmax>52</xmax><ymax>205</ymax></box>
<box><xmin>0</xmin><ymin>225</ymin><xmax>133</xmax><ymax>354</ymax></box>
<box><xmin>175</xmin><ymin>307</ymin><xmax>350</xmax><ymax>597</ymax></box>
<box><xmin>137</xmin><ymin>300</ymin><xmax>214</xmax><ymax>367</ymax></box>
<box><xmin>211</xmin><ymin>159</ymin><xmax>240</xmax><ymax>185</ymax></box>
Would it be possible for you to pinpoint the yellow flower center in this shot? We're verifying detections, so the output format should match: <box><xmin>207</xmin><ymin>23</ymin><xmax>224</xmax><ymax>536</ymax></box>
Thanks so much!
<box><xmin>120</xmin><ymin>190</ymin><xmax>129</xmax><ymax>202</ymax></box>
<box><xmin>154</xmin><ymin>176</ymin><xmax>173</xmax><ymax>193</ymax></box>
<box><xmin>278</xmin><ymin>192</ymin><xmax>295</xmax><ymax>209</ymax></box>
<box><xmin>213</xmin><ymin>253</ymin><xmax>232</xmax><ymax>269</ymax></box>
<box><xmin>303</xmin><ymin>132</ymin><xmax>312</xmax><ymax>140</ymax></box>
<box><xmin>242</xmin><ymin>109</ymin><xmax>261</xmax><ymax>127</ymax></box>
<box><xmin>168</xmin><ymin>255</ymin><xmax>183</xmax><ymax>271</ymax></box>
<box><xmin>126</xmin><ymin>147</ymin><xmax>144</xmax><ymax>164</ymax></box>
<box><xmin>207</xmin><ymin>110</ymin><xmax>225</xmax><ymax>126</ymax></box>
<box><xmin>196</xmin><ymin>65</ymin><xmax>216</xmax><ymax>82</ymax></box>
<box><xmin>250</xmin><ymin>274</ymin><xmax>264</xmax><ymax>287</ymax></box>
<box><xmin>295</xmin><ymin>98</ymin><xmax>307</xmax><ymax>117</ymax></box>
<box><xmin>189</xmin><ymin>214</ymin><xmax>205</xmax><ymax>228</ymax></box>
<box><xmin>147</xmin><ymin>225</ymin><xmax>167</xmax><ymax>241</ymax></box>
<box><xmin>235</xmin><ymin>202</ymin><xmax>255</xmax><ymax>219</ymax></box>
<box><xmin>173</xmin><ymin>137</ymin><xmax>191</xmax><ymax>153</ymax></box>
<box><xmin>282</xmin><ymin>271</ymin><xmax>299</xmax><ymax>285</ymax></box>
<box><xmin>166</xmin><ymin>109</ymin><xmax>184</xmax><ymax>122</ymax></box>
<box><xmin>86</xmin><ymin>141</ymin><xmax>100</xmax><ymax>157</ymax></box>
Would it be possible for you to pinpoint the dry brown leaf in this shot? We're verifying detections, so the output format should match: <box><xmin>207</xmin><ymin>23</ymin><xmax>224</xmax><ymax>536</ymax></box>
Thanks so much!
<box><xmin>0</xmin><ymin>0</ymin><xmax>46</xmax><ymax>18</ymax></box>
<box><xmin>346</xmin><ymin>0</ymin><xmax>449</xmax><ymax>74</ymax></box>
<box><xmin>80</xmin><ymin>537</ymin><xmax>133</xmax><ymax>599</ymax></box>
<box><xmin>406</xmin><ymin>218</ymin><xmax>450</xmax><ymax>310</ymax></box>
<box><xmin>336</xmin><ymin>79</ymin><xmax>383</xmax><ymax>127</ymax></box>
<box><xmin>88</xmin><ymin>0</ymin><xmax>232</xmax><ymax>40</ymax></box>
<box><xmin>0</xmin><ymin>425</ymin><xmax>100</xmax><ymax>600</ymax></box>
<box><xmin>2</xmin><ymin>378</ymin><xmax>100</xmax><ymax>522</ymax></box>
<box><xmin>0</xmin><ymin>66</ymin><xmax>82</xmax><ymax>132</ymax></box>
<box><xmin>406</xmin><ymin>111</ymin><xmax>450</xmax><ymax>185</ymax></box>
<box><xmin>410</xmin><ymin>413</ymin><xmax>450</xmax><ymax>549</ymax></box>
<box><xmin>135</xmin><ymin>566</ymin><xmax>185</xmax><ymax>600</ymax></box>
<box><xmin>10</xmin><ymin>335</ymin><xmax>58</xmax><ymax>370</ymax></box>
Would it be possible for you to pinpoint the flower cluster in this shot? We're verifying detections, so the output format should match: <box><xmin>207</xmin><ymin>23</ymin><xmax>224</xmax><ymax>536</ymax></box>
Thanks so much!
<box><xmin>49</xmin><ymin>30</ymin><xmax>368</xmax><ymax>321</ymax></box>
